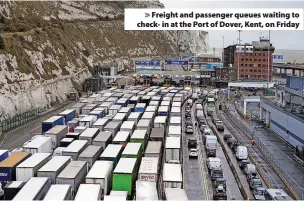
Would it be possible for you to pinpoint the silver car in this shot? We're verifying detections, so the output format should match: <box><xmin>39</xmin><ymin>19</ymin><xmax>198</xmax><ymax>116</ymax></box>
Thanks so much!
<box><xmin>253</xmin><ymin>187</ymin><xmax>266</xmax><ymax>200</ymax></box>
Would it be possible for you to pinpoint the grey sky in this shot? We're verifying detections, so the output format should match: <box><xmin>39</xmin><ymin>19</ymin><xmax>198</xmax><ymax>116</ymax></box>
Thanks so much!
<box><xmin>160</xmin><ymin>0</ymin><xmax>304</xmax><ymax>50</ymax></box>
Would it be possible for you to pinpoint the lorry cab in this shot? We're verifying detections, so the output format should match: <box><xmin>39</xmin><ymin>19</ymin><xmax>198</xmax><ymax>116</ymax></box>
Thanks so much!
<box><xmin>111</xmin><ymin>82</ymin><xmax>118</xmax><ymax>89</ymax></box>
<box><xmin>163</xmin><ymin>76</ymin><xmax>171</xmax><ymax>87</ymax></box>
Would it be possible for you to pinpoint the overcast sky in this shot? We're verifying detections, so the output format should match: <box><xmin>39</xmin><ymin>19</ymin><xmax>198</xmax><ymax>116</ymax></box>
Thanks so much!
<box><xmin>159</xmin><ymin>0</ymin><xmax>304</xmax><ymax>50</ymax></box>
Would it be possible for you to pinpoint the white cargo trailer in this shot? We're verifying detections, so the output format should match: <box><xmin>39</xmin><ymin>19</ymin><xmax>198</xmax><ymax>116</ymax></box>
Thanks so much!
<box><xmin>127</xmin><ymin>112</ymin><xmax>142</xmax><ymax>125</ymax></box>
<box><xmin>79</xmin><ymin>115</ymin><xmax>97</xmax><ymax>128</ymax></box>
<box><xmin>138</xmin><ymin>157</ymin><xmax>159</xmax><ymax>183</ymax></box>
<box><xmin>79</xmin><ymin>128</ymin><xmax>99</xmax><ymax>144</ymax></box>
<box><xmin>170</xmin><ymin>107</ymin><xmax>181</xmax><ymax>117</ymax></box>
<box><xmin>78</xmin><ymin>145</ymin><xmax>103</xmax><ymax>169</ymax></box>
<box><xmin>136</xmin><ymin>181</ymin><xmax>158</xmax><ymax>201</ymax></box>
<box><xmin>141</xmin><ymin>112</ymin><xmax>155</xmax><ymax>122</ymax></box>
<box><xmin>149</xmin><ymin>101</ymin><xmax>159</xmax><ymax>108</ymax></box>
<box><xmin>168</xmin><ymin>126</ymin><xmax>181</xmax><ymax>137</ymax></box>
<box><xmin>100</xmin><ymin>102</ymin><xmax>113</xmax><ymax>114</ymax></box>
<box><xmin>104</xmin><ymin>121</ymin><xmax>121</xmax><ymax>138</ymax></box>
<box><xmin>56</xmin><ymin>161</ymin><xmax>88</xmax><ymax>193</ymax></box>
<box><xmin>12</xmin><ymin>177</ymin><xmax>51</xmax><ymax>201</ymax></box>
<box><xmin>62</xmin><ymin>140</ymin><xmax>88</xmax><ymax>160</ymax></box>
<box><xmin>136</xmin><ymin>119</ymin><xmax>152</xmax><ymax>134</ymax></box>
<box><xmin>165</xmin><ymin>137</ymin><xmax>181</xmax><ymax>163</ymax></box>
<box><xmin>162</xmin><ymin>163</ymin><xmax>183</xmax><ymax>189</ymax></box>
<box><xmin>92</xmin><ymin>118</ymin><xmax>109</xmax><ymax>131</ymax></box>
<box><xmin>109</xmin><ymin>105</ymin><xmax>122</xmax><ymax>116</ymax></box>
<box><xmin>144</xmin><ymin>141</ymin><xmax>162</xmax><ymax>158</ymax></box>
<box><xmin>172</xmin><ymin>102</ymin><xmax>181</xmax><ymax>107</ymax></box>
<box><xmin>160</xmin><ymin>101</ymin><xmax>170</xmax><ymax>106</ymax></box>
<box><xmin>38</xmin><ymin>156</ymin><xmax>71</xmax><ymax>183</ymax></box>
<box><xmin>165</xmin><ymin>188</ymin><xmax>188</xmax><ymax>200</ymax></box>
<box><xmin>43</xmin><ymin>184</ymin><xmax>73</xmax><ymax>200</ymax></box>
<box><xmin>120</xmin><ymin>121</ymin><xmax>135</xmax><ymax>133</ymax></box>
<box><xmin>112</xmin><ymin>113</ymin><xmax>127</xmax><ymax>123</ymax></box>
<box><xmin>145</xmin><ymin>106</ymin><xmax>157</xmax><ymax>113</ymax></box>
<box><xmin>23</xmin><ymin>136</ymin><xmax>52</xmax><ymax>154</ymax></box>
<box><xmin>74</xmin><ymin>126</ymin><xmax>86</xmax><ymax>134</ymax></box>
<box><xmin>169</xmin><ymin>117</ymin><xmax>181</xmax><ymax>127</ymax></box>
<box><xmin>86</xmin><ymin>161</ymin><xmax>114</xmax><ymax>195</ymax></box>
<box><xmin>44</xmin><ymin>125</ymin><xmax>68</xmax><ymax>149</ymax></box>
<box><xmin>66</xmin><ymin>132</ymin><xmax>81</xmax><ymax>140</ymax></box>
<box><xmin>110</xmin><ymin>191</ymin><xmax>128</xmax><ymax>198</ymax></box>
<box><xmin>104</xmin><ymin>195</ymin><xmax>126</xmax><ymax>201</ymax></box>
<box><xmin>16</xmin><ymin>153</ymin><xmax>52</xmax><ymax>182</ymax></box>
<box><xmin>92</xmin><ymin>131</ymin><xmax>112</xmax><ymax>150</ymax></box>
<box><xmin>82</xmin><ymin>105</ymin><xmax>97</xmax><ymax>115</ymax></box>
<box><xmin>106</xmin><ymin>97</ymin><xmax>119</xmax><ymax>105</ymax></box>
<box><xmin>119</xmin><ymin>107</ymin><xmax>131</xmax><ymax>117</ymax></box>
<box><xmin>112</xmin><ymin>131</ymin><xmax>130</xmax><ymax>147</ymax></box>
<box><xmin>153</xmin><ymin>116</ymin><xmax>167</xmax><ymax>128</ymax></box>
<box><xmin>71</xmin><ymin>103</ymin><xmax>86</xmax><ymax>116</ymax></box>
<box><xmin>74</xmin><ymin>184</ymin><xmax>101</xmax><ymax>201</ymax></box>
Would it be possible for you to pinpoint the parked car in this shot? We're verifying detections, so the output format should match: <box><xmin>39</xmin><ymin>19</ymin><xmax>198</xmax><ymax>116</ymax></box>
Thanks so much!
<box><xmin>252</xmin><ymin>187</ymin><xmax>266</xmax><ymax>200</ymax></box>
<box><xmin>189</xmin><ymin>149</ymin><xmax>198</xmax><ymax>158</ymax></box>
<box><xmin>223</xmin><ymin>134</ymin><xmax>232</xmax><ymax>142</ymax></box>
<box><xmin>249</xmin><ymin>178</ymin><xmax>263</xmax><ymax>190</ymax></box>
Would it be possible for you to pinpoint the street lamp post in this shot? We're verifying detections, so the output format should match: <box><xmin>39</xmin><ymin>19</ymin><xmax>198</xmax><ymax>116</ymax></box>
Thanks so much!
<box><xmin>267</xmin><ymin>30</ymin><xmax>271</xmax><ymax>92</ymax></box>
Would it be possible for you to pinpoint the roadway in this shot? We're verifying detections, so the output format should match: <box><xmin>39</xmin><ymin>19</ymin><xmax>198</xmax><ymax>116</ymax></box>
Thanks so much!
<box><xmin>0</xmin><ymin>102</ymin><xmax>76</xmax><ymax>150</ymax></box>
<box><xmin>182</xmin><ymin>99</ymin><xmax>205</xmax><ymax>200</ymax></box>
<box><xmin>203</xmin><ymin>104</ymin><xmax>244</xmax><ymax>200</ymax></box>
<box><xmin>226</xmin><ymin>94</ymin><xmax>304</xmax><ymax>199</ymax></box>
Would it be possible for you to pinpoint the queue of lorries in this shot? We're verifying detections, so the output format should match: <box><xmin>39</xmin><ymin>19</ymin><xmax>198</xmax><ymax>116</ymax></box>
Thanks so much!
<box><xmin>0</xmin><ymin>86</ymin><xmax>192</xmax><ymax>201</ymax></box>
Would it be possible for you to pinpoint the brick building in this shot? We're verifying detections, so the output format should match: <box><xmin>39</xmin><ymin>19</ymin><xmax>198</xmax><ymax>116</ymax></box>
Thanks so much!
<box><xmin>223</xmin><ymin>38</ymin><xmax>275</xmax><ymax>81</ymax></box>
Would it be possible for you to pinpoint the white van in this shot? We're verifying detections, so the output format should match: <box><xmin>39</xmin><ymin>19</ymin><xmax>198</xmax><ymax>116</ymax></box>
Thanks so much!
<box><xmin>236</xmin><ymin>146</ymin><xmax>248</xmax><ymax>160</ymax></box>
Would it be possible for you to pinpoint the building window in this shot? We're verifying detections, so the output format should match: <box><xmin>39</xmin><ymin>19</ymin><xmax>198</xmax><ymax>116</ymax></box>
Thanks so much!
<box><xmin>250</xmin><ymin>69</ymin><xmax>252</xmax><ymax>72</ymax></box>
<box><xmin>258</xmin><ymin>64</ymin><xmax>261</xmax><ymax>67</ymax></box>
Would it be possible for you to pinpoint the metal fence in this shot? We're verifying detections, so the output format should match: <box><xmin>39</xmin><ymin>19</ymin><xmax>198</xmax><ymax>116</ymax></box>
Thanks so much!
<box><xmin>227</xmin><ymin>103</ymin><xmax>304</xmax><ymax>199</ymax></box>
<box><xmin>0</xmin><ymin>107</ymin><xmax>43</xmax><ymax>134</ymax></box>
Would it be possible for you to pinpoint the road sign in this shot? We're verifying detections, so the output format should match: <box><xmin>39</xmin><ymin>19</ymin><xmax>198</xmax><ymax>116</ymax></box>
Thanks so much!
<box><xmin>135</xmin><ymin>61</ymin><xmax>161</xmax><ymax>66</ymax></box>
<box><xmin>273</xmin><ymin>55</ymin><xmax>283</xmax><ymax>59</ymax></box>
<box><xmin>165</xmin><ymin>60</ymin><xmax>188</xmax><ymax>65</ymax></box>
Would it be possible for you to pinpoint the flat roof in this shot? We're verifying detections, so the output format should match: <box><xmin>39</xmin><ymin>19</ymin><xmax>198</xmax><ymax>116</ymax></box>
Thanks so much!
<box><xmin>128</xmin><ymin>112</ymin><xmax>141</xmax><ymax>119</ymax></box>
<box><xmin>121</xmin><ymin>121</ymin><xmax>135</xmax><ymax>129</ymax></box>
<box><xmin>137</xmin><ymin>119</ymin><xmax>151</xmax><ymax>127</ymax></box>
<box><xmin>43</xmin><ymin>116</ymin><xmax>63</xmax><ymax>123</ymax></box>
<box><xmin>101</xmin><ymin>144</ymin><xmax>123</xmax><ymax>158</ymax></box>
<box><xmin>93</xmin><ymin>131</ymin><xmax>112</xmax><ymax>142</ymax></box>
<box><xmin>113</xmin><ymin>158</ymin><xmax>137</xmax><ymax>174</ymax></box>
<box><xmin>138</xmin><ymin>157</ymin><xmax>158</xmax><ymax>174</ymax></box>
<box><xmin>23</xmin><ymin>136</ymin><xmax>51</xmax><ymax>148</ymax></box>
<box><xmin>57</xmin><ymin>161</ymin><xmax>87</xmax><ymax>179</ymax></box>
<box><xmin>158</xmin><ymin>106</ymin><xmax>169</xmax><ymax>112</ymax></box>
<box><xmin>86</xmin><ymin>161</ymin><xmax>113</xmax><ymax>179</ymax></box>
<box><xmin>119</xmin><ymin>107</ymin><xmax>131</xmax><ymax>113</ymax></box>
<box><xmin>165</xmin><ymin>137</ymin><xmax>181</xmax><ymax>148</ymax></box>
<box><xmin>135</xmin><ymin>103</ymin><xmax>146</xmax><ymax>108</ymax></box>
<box><xmin>154</xmin><ymin>116</ymin><xmax>167</xmax><ymax>123</ymax></box>
<box><xmin>59</xmin><ymin>109</ymin><xmax>76</xmax><ymax>116</ymax></box>
<box><xmin>145</xmin><ymin>141</ymin><xmax>162</xmax><ymax>154</ymax></box>
<box><xmin>113</xmin><ymin>113</ymin><xmax>127</xmax><ymax>120</ymax></box>
<box><xmin>122</xmin><ymin>143</ymin><xmax>141</xmax><ymax>155</ymax></box>
<box><xmin>168</xmin><ymin>126</ymin><xmax>181</xmax><ymax>135</ymax></box>
<box><xmin>93</xmin><ymin>118</ymin><xmax>109</xmax><ymax>126</ymax></box>
<box><xmin>170</xmin><ymin>117</ymin><xmax>181</xmax><ymax>124</ymax></box>
<box><xmin>163</xmin><ymin>163</ymin><xmax>182</xmax><ymax>182</ymax></box>
<box><xmin>63</xmin><ymin>140</ymin><xmax>87</xmax><ymax>153</ymax></box>
<box><xmin>142</xmin><ymin>112</ymin><xmax>154</xmax><ymax>119</ymax></box>
<box><xmin>12</xmin><ymin>177</ymin><xmax>49</xmax><ymax>200</ymax></box>
<box><xmin>104</xmin><ymin>121</ymin><xmax>121</xmax><ymax>129</ymax></box>
<box><xmin>113</xmin><ymin>131</ymin><xmax>130</xmax><ymax>142</ymax></box>
<box><xmin>78</xmin><ymin>145</ymin><xmax>102</xmax><ymax>158</ymax></box>
<box><xmin>17</xmin><ymin>153</ymin><xmax>51</xmax><ymax>168</ymax></box>
<box><xmin>74</xmin><ymin>184</ymin><xmax>101</xmax><ymax>201</ymax></box>
<box><xmin>79</xmin><ymin>128</ymin><xmax>99</xmax><ymax>138</ymax></box>
<box><xmin>38</xmin><ymin>156</ymin><xmax>71</xmax><ymax>172</ymax></box>
<box><xmin>131</xmin><ymin>129</ymin><xmax>147</xmax><ymax>139</ymax></box>
<box><xmin>0</xmin><ymin>152</ymin><xmax>29</xmax><ymax>167</ymax></box>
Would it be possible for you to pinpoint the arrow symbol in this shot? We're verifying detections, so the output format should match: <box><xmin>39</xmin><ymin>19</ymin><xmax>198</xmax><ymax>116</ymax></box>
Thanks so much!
<box><xmin>145</xmin><ymin>13</ymin><xmax>150</xmax><ymax>18</ymax></box>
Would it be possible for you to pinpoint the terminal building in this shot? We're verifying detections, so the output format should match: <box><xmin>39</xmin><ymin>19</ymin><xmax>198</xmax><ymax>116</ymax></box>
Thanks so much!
<box><xmin>260</xmin><ymin>74</ymin><xmax>304</xmax><ymax>147</ymax></box>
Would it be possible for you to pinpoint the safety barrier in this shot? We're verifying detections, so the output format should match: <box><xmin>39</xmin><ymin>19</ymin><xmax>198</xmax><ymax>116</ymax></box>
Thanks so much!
<box><xmin>209</xmin><ymin>124</ymin><xmax>249</xmax><ymax>200</ymax></box>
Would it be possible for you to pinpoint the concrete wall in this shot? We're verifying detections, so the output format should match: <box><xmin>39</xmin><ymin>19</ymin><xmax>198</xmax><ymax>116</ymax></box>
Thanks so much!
<box><xmin>261</xmin><ymin>99</ymin><xmax>304</xmax><ymax>147</ymax></box>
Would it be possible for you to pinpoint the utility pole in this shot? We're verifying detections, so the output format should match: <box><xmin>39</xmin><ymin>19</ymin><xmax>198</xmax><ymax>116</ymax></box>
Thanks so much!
<box><xmin>221</xmin><ymin>36</ymin><xmax>224</xmax><ymax>81</ymax></box>
<box><xmin>267</xmin><ymin>30</ymin><xmax>270</xmax><ymax>92</ymax></box>
<box><xmin>237</xmin><ymin>30</ymin><xmax>242</xmax><ymax>81</ymax></box>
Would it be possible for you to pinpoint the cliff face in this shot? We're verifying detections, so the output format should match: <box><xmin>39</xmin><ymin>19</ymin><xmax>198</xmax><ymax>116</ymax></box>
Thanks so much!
<box><xmin>0</xmin><ymin>1</ymin><xmax>208</xmax><ymax>119</ymax></box>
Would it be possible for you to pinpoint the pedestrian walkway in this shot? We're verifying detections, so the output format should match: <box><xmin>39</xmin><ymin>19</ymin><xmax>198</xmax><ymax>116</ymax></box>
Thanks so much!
<box><xmin>228</xmin><ymin>100</ymin><xmax>304</xmax><ymax>199</ymax></box>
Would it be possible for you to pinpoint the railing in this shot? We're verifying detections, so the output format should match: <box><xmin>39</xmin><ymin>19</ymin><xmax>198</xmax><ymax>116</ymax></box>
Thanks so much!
<box><xmin>226</xmin><ymin>104</ymin><xmax>304</xmax><ymax>200</ymax></box>
<box><xmin>0</xmin><ymin>107</ymin><xmax>44</xmax><ymax>134</ymax></box>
